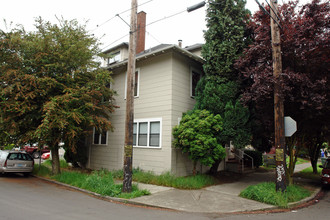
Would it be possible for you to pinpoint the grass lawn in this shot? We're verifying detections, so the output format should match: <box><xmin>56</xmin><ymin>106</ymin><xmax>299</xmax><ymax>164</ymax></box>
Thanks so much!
<box><xmin>240</xmin><ymin>182</ymin><xmax>311</xmax><ymax>208</ymax></box>
<box><xmin>111</xmin><ymin>168</ymin><xmax>216</xmax><ymax>189</ymax></box>
<box><xmin>294</xmin><ymin>163</ymin><xmax>322</xmax><ymax>181</ymax></box>
<box><xmin>241</xmin><ymin>161</ymin><xmax>321</xmax><ymax>208</ymax></box>
<box><xmin>34</xmin><ymin>160</ymin><xmax>216</xmax><ymax>199</ymax></box>
<box><xmin>33</xmin><ymin>160</ymin><xmax>149</xmax><ymax>199</ymax></box>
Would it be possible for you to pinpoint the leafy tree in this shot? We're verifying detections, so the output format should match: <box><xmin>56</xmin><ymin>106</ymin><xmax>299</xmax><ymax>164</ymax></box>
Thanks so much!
<box><xmin>236</xmin><ymin>0</ymin><xmax>330</xmax><ymax>176</ymax></box>
<box><xmin>194</xmin><ymin>0</ymin><xmax>252</xmax><ymax>173</ymax></box>
<box><xmin>0</xmin><ymin>18</ymin><xmax>116</xmax><ymax>174</ymax></box>
<box><xmin>173</xmin><ymin>110</ymin><xmax>226</xmax><ymax>175</ymax></box>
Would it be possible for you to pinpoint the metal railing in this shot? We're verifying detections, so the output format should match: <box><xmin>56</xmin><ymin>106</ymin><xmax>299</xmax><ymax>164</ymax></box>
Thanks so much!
<box><xmin>234</xmin><ymin>149</ymin><xmax>254</xmax><ymax>172</ymax></box>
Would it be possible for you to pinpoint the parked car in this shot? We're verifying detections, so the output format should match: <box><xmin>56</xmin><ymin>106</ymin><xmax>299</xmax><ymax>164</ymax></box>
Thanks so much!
<box><xmin>22</xmin><ymin>144</ymin><xmax>50</xmax><ymax>159</ymax></box>
<box><xmin>319</xmin><ymin>158</ymin><xmax>330</xmax><ymax>186</ymax></box>
<box><xmin>41</xmin><ymin>152</ymin><xmax>51</xmax><ymax>160</ymax></box>
<box><xmin>0</xmin><ymin>150</ymin><xmax>34</xmax><ymax>177</ymax></box>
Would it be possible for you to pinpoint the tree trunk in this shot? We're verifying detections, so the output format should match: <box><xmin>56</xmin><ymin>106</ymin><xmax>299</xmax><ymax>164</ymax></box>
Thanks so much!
<box><xmin>286</xmin><ymin>136</ymin><xmax>300</xmax><ymax>185</ymax></box>
<box><xmin>311</xmin><ymin>158</ymin><xmax>318</xmax><ymax>174</ymax></box>
<box><xmin>51</xmin><ymin>145</ymin><xmax>61</xmax><ymax>175</ymax></box>
<box><xmin>192</xmin><ymin>161</ymin><xmax>197</xmax><ymax>176</ymax></box>
<box><xmin>308</xmin><ymin>142</ymin><xmax>321</xmax><ymax>174</ymax></box>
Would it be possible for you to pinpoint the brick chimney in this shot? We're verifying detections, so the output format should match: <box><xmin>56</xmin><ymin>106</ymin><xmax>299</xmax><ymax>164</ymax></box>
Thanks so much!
<box><xmin>136</xmin><ymin>11</ymin><xmax>146</xmax><ymax>54</ymax></box>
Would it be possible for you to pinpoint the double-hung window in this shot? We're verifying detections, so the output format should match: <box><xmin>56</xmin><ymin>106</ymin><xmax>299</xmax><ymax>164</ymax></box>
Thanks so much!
<box><xmin>190</xmin><ymin>68</ymin><xmax>202</xmax><ymax>97</ymax></box>
<box><xmin>108</xmin><ymin>51</ymin><xmax>120</xmax><ymax>65</ymax></box>
<box><xmin>133</xmin><ymin>118</ymin><xmax>161</xmax><ymax>148</ymax></box>
<box><xmin>93</xmin><ymin>128</ymin><xmax>108</xmax><ymax>145</ymax></box>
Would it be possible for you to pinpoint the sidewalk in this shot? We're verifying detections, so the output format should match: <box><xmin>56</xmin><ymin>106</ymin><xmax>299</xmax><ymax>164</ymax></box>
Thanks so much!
<box><xmin>125</xmin><ymin>163</ymin><xmax>320</xmax><ymax>213</ymax></box>
<box><xmin>35</xmin><ymin>162</ymin><xmax>321</xmax><ymax>214</ymax></box>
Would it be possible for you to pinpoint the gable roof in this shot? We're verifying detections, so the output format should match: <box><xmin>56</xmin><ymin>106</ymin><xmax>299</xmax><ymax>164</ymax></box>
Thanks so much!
<box><xmin>185</xmin><ymin>43</ymin><xmax>203</xmax><ymax>52</ymax></box>
<box><xmin>107</xmin><ymin>44</ymin><xmax>204</xmax><ymax>70</ymax></box>
<box><xmin>103</xmin><ymin>42</ymin><xmax>129</xmax><ymax>54</ymax></box>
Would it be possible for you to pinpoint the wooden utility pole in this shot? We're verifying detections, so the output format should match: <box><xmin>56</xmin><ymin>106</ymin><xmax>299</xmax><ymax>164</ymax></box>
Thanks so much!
<box><xmin>123</xmin><ymin>0</ymin><xmax>137</xmax><ymax>193</ymax></box>
<box><xmin>270</xmin><ymin>0</ymin><xmax>286</xmax><ymax>192</ymax></box>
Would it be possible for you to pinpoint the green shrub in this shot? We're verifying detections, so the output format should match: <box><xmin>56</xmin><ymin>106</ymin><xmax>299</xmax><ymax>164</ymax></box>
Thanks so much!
<box><xmin>173</xmin><ymin>109</ymin><xmax>226</xmax><ymax>174</ymax></box>
<box><xmin>244</xmin><ymin>150</ymin><xmax>263</xmax><ymax>168</ymax></box>
<box><xmin>3</xmin><ymin>144</ymin><xmax>15</xmax><ymax>150</ymax></box>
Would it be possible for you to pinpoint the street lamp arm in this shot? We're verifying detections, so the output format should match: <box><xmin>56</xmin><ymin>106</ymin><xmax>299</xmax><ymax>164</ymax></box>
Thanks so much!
<box><xmin>187</xmin><ymin>1</ymin><xmax>206</xmax><ymax>13</ymax></box>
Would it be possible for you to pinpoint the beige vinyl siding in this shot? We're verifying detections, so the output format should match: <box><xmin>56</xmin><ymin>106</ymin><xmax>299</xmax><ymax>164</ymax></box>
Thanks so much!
<box><xmin>170</xmin><ymin>53</ymin><xmax>205</xmax><ymax>176</ymax></box>
<box><xmin>89</xmin><ymin>48</ymin><xmax>208</xmax><ymax>176</ymax></box>
<box><xmin>88</xmin><ymin>67</ymin><xmax>126</xmax><ymax>171</ymax></box>
<box><xmin>133</xmin><ymin>54</ymin><xmax>172</xmax><ymax>174</ymax></box>
<box><xmin>90</xmin><ymin>53</ymin><xmax>173</xmax><ymax>174</ymax></box>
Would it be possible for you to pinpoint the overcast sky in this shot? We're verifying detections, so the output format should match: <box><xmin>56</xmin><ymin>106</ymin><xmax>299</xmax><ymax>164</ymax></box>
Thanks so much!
<box><xmin>0</xmin><ymin>0</ymin><xmax>309</xmax><ymax>51</ymax></box>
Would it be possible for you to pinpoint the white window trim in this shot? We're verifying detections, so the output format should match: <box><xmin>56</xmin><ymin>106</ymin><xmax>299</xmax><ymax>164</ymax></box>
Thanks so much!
<box><xmin>190</xmin><ymin>67</ymin><xmax>202</xmax><ymax>98</ymax></box>
<box><xmin>108</xmin><ymin>51</ymin><xmax>121</xmax><ymax>65</ymax></box>
<box><xmin>133</xmin><ymin>118</ymin><xmax>162</xmax><ymax>149</ymax></box>
<box><xmin>125</xmin><ymin>68</ymin><xmax>140</xmax><ymax>99</ymax></box>
<box><xmin>93</xmin><ymin>128</ymin><xmax>108</xmax><ymax>145</ymax></box>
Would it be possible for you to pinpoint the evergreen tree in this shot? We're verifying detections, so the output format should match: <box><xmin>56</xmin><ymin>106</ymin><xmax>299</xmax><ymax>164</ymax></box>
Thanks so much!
<box><xmin>195</xmin><ymin>0</ymin><xmax>252</xmax><ymax>173</ymax></box>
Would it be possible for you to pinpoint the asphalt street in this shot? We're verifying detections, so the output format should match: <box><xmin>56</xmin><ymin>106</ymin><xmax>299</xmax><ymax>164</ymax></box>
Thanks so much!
<box><xmin>0</xmin><ymin>173</ymin><xmax>328</xmax><ymax>220</ymax></box>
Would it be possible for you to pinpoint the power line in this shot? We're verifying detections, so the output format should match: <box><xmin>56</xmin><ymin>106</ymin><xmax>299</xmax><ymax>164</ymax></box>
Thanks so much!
<box><xmin>101</xmin><ymin>8</ymin><xmax>188</xmax><ymax>51</ymax></box>
<box><xmin>101</xmin><ymin>33</ymin><xmax>129</xmax><ymax>51</ymax></box>
<box><xmin>265</xmin><ymin>0</ymin><xmax>282</xmax><ymax>21</ymax></box>
<box><xmin>92</xmin><ymin>0</ymin><xmax>156</xmax><ymax>32</ymax></box>
<box><xmin>101</xmin><ymin>1</ymin><xmax>205</xmax><ymax>51</ymax></box>
<box><xmin>145</xmin><ymin>9</ymin><xmax>187</xmax><ymax>28</ymax></box>
<box><xmin>146</xmin><ymin>31</ymin><xmax>162</xmax><ymax>45</ymax></box>
<box><xmin>255</xmin><ymin>0</ymin><xmax>282</xmax><ymax>30</ymax></box>
<box><xmin>116</xmin><ymin>14</ymin><xmax>130</xmax><ymax>27</ymax></box>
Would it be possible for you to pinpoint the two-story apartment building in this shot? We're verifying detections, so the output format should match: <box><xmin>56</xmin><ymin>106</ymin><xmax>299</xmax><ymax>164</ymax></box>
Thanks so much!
<box><xmin>87</xmin><ymin>12</ymin><xmax>225</xmax><ymax>176</ymax></box>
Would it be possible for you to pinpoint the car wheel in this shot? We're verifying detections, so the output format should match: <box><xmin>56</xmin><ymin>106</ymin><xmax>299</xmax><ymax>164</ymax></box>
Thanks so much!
<box><xmin>32</xmin><ymin>151</ymin><xmax>40</xmax><ymax>159</ymax></box>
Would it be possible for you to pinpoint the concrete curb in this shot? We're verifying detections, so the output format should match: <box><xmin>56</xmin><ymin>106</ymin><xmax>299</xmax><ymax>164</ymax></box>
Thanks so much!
<box><xmin>33</xmin><ymin>175</ymin><xmax>176</xmax><ymax>211</ymax></box>
<box><xmin>33</xmin><ymin>174</ymin><xmax>323</xmax><ymax>214</ymax></box>
<box><xmin>288</xmin><ymin>187</ymin><xmax>323</xmax><ymax>208</ymax></box>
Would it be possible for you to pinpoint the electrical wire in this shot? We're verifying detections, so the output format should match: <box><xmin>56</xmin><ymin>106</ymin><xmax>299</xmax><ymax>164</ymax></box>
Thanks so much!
<box><xmin>116</xmin><ymin>14</ymin><xmax>130</xmax><ymax>27</ymax></box>
<box><xmin>100</xmin><ymin>1</ymin><xmax>204</xmax><ymax>51</ymax></box>
<box><xmin>101</xmin><ymin>33</ymin><xmax>129</xmax><ymax>51</ymax></box>
<box><xmin>146</xmin><ymin>31</ymin><xmax>162</xmax><ymax>45</ymax></box>
<box><xmin>92</xmin><ymin>0</ymin><xmax>156</xmax><ymax>32</ymax></box>
<box><xmin>255</xmin><ymin>0</ymin><xmax>282</xmax><ymax>30</ymax></box>
<box><xmin>265</xmin><ymin>0</ymin><xmax>282</xmax><ymax>21</ymax></box>
<box><xmin>145</xmin><ymin>9</ymin><xmax>187</xmax><ymax>28</ymax></box>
